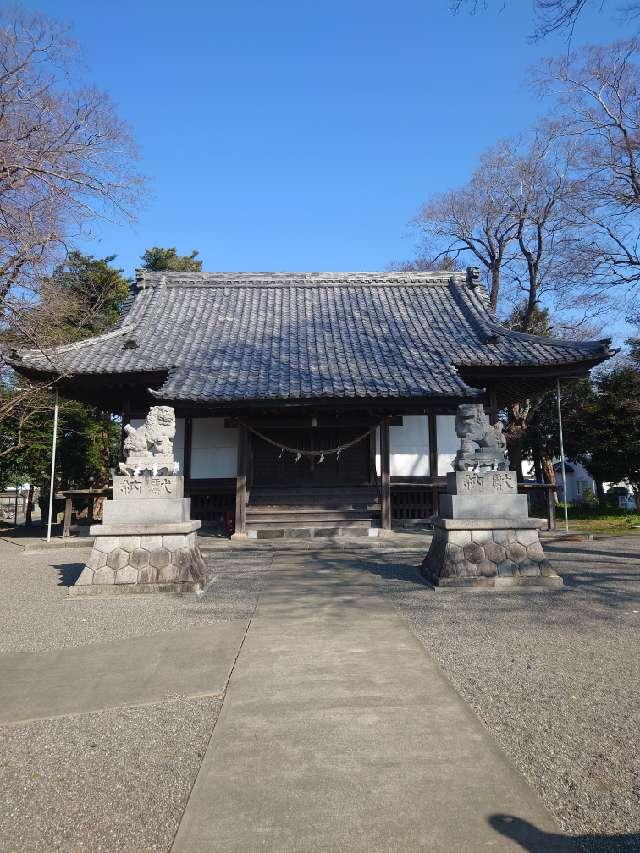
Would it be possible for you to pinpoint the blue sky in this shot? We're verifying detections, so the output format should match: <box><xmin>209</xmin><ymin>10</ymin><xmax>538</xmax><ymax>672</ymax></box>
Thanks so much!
<box><xmin>33</xmin><ymin>0</ymin><xmax>629</xmax><ymax>279</ymax></box>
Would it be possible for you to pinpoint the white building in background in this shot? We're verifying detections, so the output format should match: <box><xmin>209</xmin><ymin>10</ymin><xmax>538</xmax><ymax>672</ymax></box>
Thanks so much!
<box><xmin>553</xmin><ymin>460</ymin><xmax>597</xmax><ymax>504</ymax></box>
<box><xmin>525</xmin><ymin>460</ymin><xmax>636</xmax><ymax>507</ymax></box>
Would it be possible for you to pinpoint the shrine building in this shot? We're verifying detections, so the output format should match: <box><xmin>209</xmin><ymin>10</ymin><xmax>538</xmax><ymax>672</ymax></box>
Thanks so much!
<box><xmin>7</xmin><ymin>269</ymin><xmax>612</xmax><ymax>537</ymax></box>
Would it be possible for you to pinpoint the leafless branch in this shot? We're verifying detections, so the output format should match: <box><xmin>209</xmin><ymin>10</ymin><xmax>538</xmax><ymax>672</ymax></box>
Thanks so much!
<box><xmin>0</xmin><ymin>6</ymin><xmax>145</xmax><ymax>321</ymax></box>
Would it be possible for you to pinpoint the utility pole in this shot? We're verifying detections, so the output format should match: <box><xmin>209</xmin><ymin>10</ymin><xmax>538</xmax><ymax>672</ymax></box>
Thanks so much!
<box><xmin>46</xmin><ymin>389</ymin><xmax>59</xmax><ymax>543</ymax></box>
<box><xmin>556</xmin><ymin>378</ymin><xmax>569</xmax><ymax>533</ymax></box>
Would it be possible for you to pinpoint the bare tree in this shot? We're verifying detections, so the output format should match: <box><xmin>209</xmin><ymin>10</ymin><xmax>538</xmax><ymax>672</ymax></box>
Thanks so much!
<box><xmin>415</xmin><ymin>125</ymin><xmax>599</xmax><ymax>478</ymax></box>
<box><xmin>535</xmin><ymin>38</ymin><xmax>640</xmax><ymax>315</ymax></box>
<box><xmin>450</xmin><ymin>0</ymin><xmax>640</xmax><ymax>39</ymax></box>
<box><xmin>413</xmin><ymin>127</ymin><xmax>593</xmax><ymax>326</ymax></box>
<box><xmin>0</xmin><ymin>6</ymin><xmax>145</xmax><ymax>438</ymax></box>
<box><xmin>413</xmin><ymin>151</ymin><xmax>522</xmax><ymax>309</ymax></box>
<box><xmin>532</xmin><ymin>0</ymin><xmax>640</xmax><ymax>39</ymax></box>
<box><xmin>387</xmin><ymin>254</ymin><xmax>461</xmax><ymax>272</ymax></box>
<box><xmin>0</xmin><ymin>6</ymin><xmax>144</xmax><ymax>322</ymax></box>
<box><xmin>491</xmin><ymin>128</ymin><xmax>597</xmax><ymax>329</ymax></box>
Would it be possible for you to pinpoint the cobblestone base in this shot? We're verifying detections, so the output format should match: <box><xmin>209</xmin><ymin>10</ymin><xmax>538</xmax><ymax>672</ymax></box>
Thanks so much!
<box><xmin>75</xmin><ymin>532</ymin><xmax>208</xmax><ymax>588</ymax></box>
<box><xmin>421</xmin><ymin>526</ymin><xmax>562</xmax><ymax>588</ymax></box>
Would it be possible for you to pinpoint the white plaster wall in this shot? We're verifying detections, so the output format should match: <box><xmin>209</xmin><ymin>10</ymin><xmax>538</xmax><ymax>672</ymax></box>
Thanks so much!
<box><xmin>436</xmin><ymin>415</ymin><xmax>458</xmax><ymax>476</ymax></box>
<box><xmin>191</xmin><ymin>418</ymin><xmax>238</xmax><ymax>478</ymax></box>
<box><xmin>375</xmin><ymin>415</ymin><xmax>430</xmax><ymax>476</ymax></box>
<box><xmin>130</xmin><ymin>417</ymin><xmax>185</xmax><ymax>472</ymax></box>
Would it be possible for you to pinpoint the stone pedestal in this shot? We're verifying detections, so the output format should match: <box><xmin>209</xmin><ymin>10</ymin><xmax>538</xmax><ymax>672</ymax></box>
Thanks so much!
<box><xmin>422</xmin><ymin>471</ymin><xmax>562</xmax><ymax>589</ymax></box>
<box><xmin>74</xmin><ymin>475</ymin><xmax>208</xmax><ymax>593</ymax></box>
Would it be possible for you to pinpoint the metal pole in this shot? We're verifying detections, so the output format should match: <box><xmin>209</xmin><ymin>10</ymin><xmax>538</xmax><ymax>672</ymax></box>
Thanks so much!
<box><xmin>556</xmin><ymin>378</ymin><xmax>569</xmax><ymax>533</ymax></box>
<box><xmin>13</xmin><ymin>483</ymin><xmax>19</xmax><ymax>527</ymax></box>
<box><xmin>46</xmin><ymin>389</ymin><xmax>59</xmax><ymax>543</ymax></box>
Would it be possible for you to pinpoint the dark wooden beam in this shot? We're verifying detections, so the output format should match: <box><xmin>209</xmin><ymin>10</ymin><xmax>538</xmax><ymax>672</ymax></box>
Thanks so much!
<box><xmin>487</xmin><ymin>386</ymin><xmax>498</xmax><ymax>425</ymax></box>
<box><xmin>234</xmin><ymin>424</ymin><xmax>248</xmax><ymax>536</ymax></box>
<box><xmin>380</xmin><ymin>421</ymin><xmax>391</xmax><ymax>530</ymax></box>
<box><xmin>369</xmin><ymin>428</ymin><xmax>377</xmax><ymax>486</ymax></box>
<box><xmin>164</xmin><ymin>397</ymin><xmax>466</xmax><ymax>416</ymax></box>
<box><xmin>120</xmin><ymin>396</ymin><xmax>131</xmax><ymax>460</ymax></box>
<box><xmin>183</xmin><ymin>415</ymin><xmax>192</xmax><ymax>494</ymax></box>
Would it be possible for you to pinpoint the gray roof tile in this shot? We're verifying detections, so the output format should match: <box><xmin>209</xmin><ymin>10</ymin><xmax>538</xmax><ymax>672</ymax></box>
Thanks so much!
<box><xmin>7</xmin><ymin>271</ymin><xmax>613</xmax><ymax>402</ymax></box>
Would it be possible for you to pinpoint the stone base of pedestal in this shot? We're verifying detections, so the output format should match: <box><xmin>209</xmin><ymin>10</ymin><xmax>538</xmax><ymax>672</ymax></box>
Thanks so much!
<box><xmin>74</xmin><ymin>521</ymin><xmax>208</xmax><ymax>591</ymax></box>
<box><xmin>421</xmin><ymin>518</ymin><xmax>563</xmax><ymax>589</ymax></box>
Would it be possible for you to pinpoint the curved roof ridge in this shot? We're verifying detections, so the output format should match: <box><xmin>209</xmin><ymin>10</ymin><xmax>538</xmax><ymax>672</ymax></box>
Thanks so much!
<box><xmin>5</xmin><ymin>287</ymin><xmax>149</xmax><ymax>366</ymax></box>
<box><xmin>461</xmin><ymin>285</ymin><xmax>612</xmax><ymax>356</ymax></box>
<box><xmin>134</xmin><ymin>269</ymin><xmax>464</xmax><ymax>288</ymax></box>
<box><xmin>487</xmin><ymin>321</ymin><xmax>612</xmax><ymax>353</ymax></box>
<box><xmin>7</xmin><ymin>320</ymin><xmax>137</xmax><ymax>361</ymax></box>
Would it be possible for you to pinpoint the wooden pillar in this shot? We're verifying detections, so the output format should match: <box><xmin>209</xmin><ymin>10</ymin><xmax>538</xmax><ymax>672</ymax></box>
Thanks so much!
<box><xmin>183</xmin><ymin>415</ymin><xmax>192</xmax><ymax>494</ymax></box>
<box><xmin>234</xmin><ymin>424</ymin><xmax>248</xmax><ymax>536</ymax></box>
<box><xmin>62</xmin><ymin>495</ymin><xmax>72</xmax><ymax>538</ymax></box>
<box><xmin>380</xmin><ymin>421</ymin><xmax>391</xmax><ymax>530</ymax></box>
<box><xmin>369</xmin><ymin>427</ymin><xmax>377</xmax><ymax>485</ymax></box>
<box><xmin>487</xmin><ymin>386</ymin><xmax>498</xmax><ymax>425</ymax></box>
<box><xmin>428</xmin><ymin>413</ymin><xmax>439</xmax><ymax>516</ymax></box>
<box><xmin>120</xmin><ymin>397</ymin><xmax>131</xmax><ymax>459</ymax></box>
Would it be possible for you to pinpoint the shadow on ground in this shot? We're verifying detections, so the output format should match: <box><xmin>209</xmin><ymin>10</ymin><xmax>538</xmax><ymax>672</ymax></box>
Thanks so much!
<box><xmin>358</xmin><ymin>539</ymin><xmax>640</xmax><ymax>623</ymax></box>
<box><xmin>490</xmin><ymin>814</ymin><xmax>640</xmax><ymax>852</ymax></box>
<box><xmin>54</xmin><ymin>562</ymin><xmax>84</xmax><ymax>586</ymax></box>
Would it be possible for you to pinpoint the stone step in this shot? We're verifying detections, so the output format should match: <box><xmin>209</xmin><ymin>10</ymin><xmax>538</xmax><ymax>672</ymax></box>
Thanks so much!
<box><xmin>250</xmin><ymin>526</ymin><xmax>377</xmax><ymax>540</ymax></box>
<box><xmin>247</xmin><ymin>517</ymin><xmax>373</xmax><ymax>530</ymax></box>
<box><xmin>247</xmin><ymin>507</ymin><xmax>377</xmax><ymax>520</ymax></box>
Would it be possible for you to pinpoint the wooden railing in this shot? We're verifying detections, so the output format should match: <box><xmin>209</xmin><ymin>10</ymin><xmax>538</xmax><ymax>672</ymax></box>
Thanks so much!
<box><xmin>188</xmin><ymin>479</ymin><xmax>235</xmax><ymax>526</ymax></box>
<box><xmin>390</xmin><ymin>483</ymin><xmax>438</xmax><ymax>521</ymax></box>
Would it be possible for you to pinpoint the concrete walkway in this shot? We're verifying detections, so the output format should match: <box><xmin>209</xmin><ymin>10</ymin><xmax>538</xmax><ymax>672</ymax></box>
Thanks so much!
<box><xmin>173</xmin><ymin>552</ymin><xmax>572</xmax><ymax>852</ymax></box>
<box><xmin>0</xmin><ymin>623</ymin><xmax>246</xmax><ymax>724</ymax></box>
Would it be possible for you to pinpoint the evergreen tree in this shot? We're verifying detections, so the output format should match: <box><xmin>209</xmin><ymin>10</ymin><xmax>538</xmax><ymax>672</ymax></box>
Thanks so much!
<box><xmin>1</xmin><ymin>252</ymin><xmax>129</xmax><ymax>523</ymax></box>
<box><xmin>563</xmin><ymin>367</ymin><xmax>640</xmax><ymax>505</ymax></box>
<box><xmin>45</xmin><ymin>251</ymin><xmax>131</xmax><ymax>340</ymax></box>
<box><xmin>140</xmin><ymin>247</ymin><xmax>202</xmax><ymax>272</ymax></box>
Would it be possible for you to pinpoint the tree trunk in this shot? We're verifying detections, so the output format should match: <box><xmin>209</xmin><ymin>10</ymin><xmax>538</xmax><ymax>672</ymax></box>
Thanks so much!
<box><xmin>541</xmin><ymin>456</ymin><xmax>556</xmax><ymax>486</ymax></box>
<box><xmin>595</xmin><ymin>480</ymin><xmax>606</xmax><ymax>505</ymax></box>
<box><xmin>541</xmin><ymin>457</ymin><xmax>557</xmax><ymax>508</ymax></box>
<box><xmin>92</xmin><ymin>495</ymin><xmax>104</xmax><ymax>522</ymax></box>
<box><xmin>25</xmin><ymin>483</ymin><xmax>34</xmax><ymax>527</ymax></box>
<box><xmin>509</xmin><ymin>441</ymin><xmax>524</xmax><ymax>484</ymax></box>
<box><xmin>489</xmin><ymin>264</ymin><xmax>500</xmax><ymax>310</ymax></box>
<box><xmin>505</xmin><ymin>401</ymin><xmax>532</xmax><ymax>486</ymax></box>
<box><xmin>532</xmin><ymin>450</ymin><xmax>543</xmax><ymax>484</ymax></box>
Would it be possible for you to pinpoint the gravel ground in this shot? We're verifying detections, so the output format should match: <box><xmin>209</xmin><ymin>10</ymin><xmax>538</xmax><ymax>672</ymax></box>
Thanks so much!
<box><xmin>0</xmin><ymin>695</ymin><xmax>222</xmax><ymax>852</ymax></box>
<box><xmin>3</xmin><ymin>535</ymin><xmax>639</xmax><ymax>850</ymax></box>
<box><xmin>0</xmin><ymin>541</ymin><xmax>264</xmax><ymax>852</ymax></box>
<box><xmin>367</xmin><ymin>535</ymin><xmax>640</xmax><ymax>852</ymax></box>
<box><xmin>0</xmin><ymin>540</ymin><xmax>265</xmax><ymax>653</ymax></box>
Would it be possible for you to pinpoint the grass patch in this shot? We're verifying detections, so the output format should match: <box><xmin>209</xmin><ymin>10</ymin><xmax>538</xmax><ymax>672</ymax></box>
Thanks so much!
<box><xmin>534</xmin><ymin>505</ymin><xmax>640</xmax><ymax>534</ymax></box>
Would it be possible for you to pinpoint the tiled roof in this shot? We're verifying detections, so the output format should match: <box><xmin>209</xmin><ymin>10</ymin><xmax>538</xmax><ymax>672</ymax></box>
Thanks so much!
<box><xmin>7</xmin><ymin>271</ymin><xmax>613</xmax><ymax>402</ymax></box>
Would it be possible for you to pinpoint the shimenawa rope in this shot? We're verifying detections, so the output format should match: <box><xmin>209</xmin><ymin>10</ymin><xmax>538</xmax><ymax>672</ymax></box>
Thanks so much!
<box><xmin>238</xmin><ymin>419</ymin><xmax>388</xmax><ymax>460</ymax></box>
